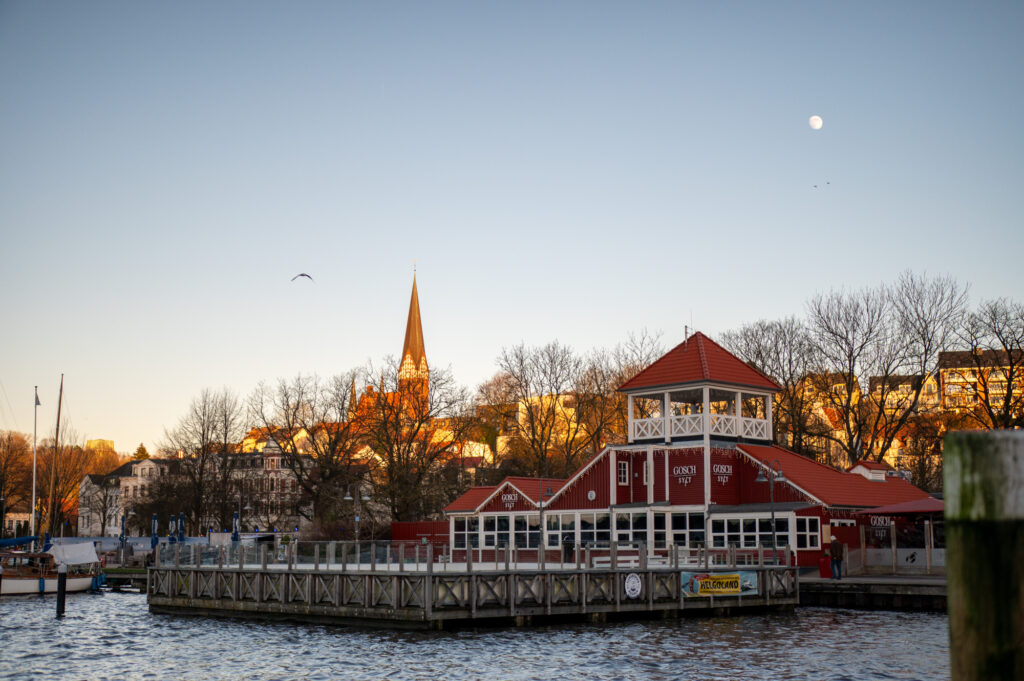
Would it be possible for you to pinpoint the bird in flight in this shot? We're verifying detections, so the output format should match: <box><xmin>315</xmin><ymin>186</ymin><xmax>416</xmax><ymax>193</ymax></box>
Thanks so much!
<box><xmin>291</xmin><ymin>273</ymin><xmax>314</xmax><ymax>282</ymax></box>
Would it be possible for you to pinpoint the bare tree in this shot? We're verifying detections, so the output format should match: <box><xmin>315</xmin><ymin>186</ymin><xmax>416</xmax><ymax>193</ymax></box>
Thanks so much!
<box><xmin>806</xmin><ymin>272</ymin><xmax>968</xmax><ymax>465</ymax></box>
<box><xmin>493</xmin><ymin>341</ymin><xmax>587</xmax><ymax>478</ymax></box>
<box><xmin>78</xmin><ymin>474</ymin><xmax>121</xmax><ymax>536</ymax></box>
<box><xmin>0</xmin><ymin>431</ymin><xmax>31</xmax><ymax>534</ymax></box>
<box><xmin>162</xmin><ymin>388</ymin><xmax>245</xmax><ymax>535</ymax></box>
<box><xmin>248</xmin><ymin>371</ymin><xmax>365</xmax><ymax>535</ymax></box>
<box><xmin>954</xmin><ymin>297</ymin><xmax>1024</xmax><ymax>428</ymax></box>
<box><xmin>36</xmin><ymin>432</ymin><xmax>93</xmax><ymax>537</ymax></box>
<box><xmin>362</xmin><ymin>360</ymin><xmax>475</xmax><ymax>522</ymax></box>
<box><xmin>722</xmin><ymin>317</ymin><xmax>826</xmax><ymax>457</ymax></box>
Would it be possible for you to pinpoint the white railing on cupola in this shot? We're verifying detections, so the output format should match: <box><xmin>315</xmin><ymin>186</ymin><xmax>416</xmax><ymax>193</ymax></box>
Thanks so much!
<box><xmin>626</xmin><ymin>387</ymin><xmax>773</xmax><ymax>444</ymax></box>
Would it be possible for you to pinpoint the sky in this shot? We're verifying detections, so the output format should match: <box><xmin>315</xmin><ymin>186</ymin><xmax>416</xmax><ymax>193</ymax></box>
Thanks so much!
<box><xmin>1</xmin><ymin>2</ymin><xmax>1022</xmax><ymax>455</ymax></box>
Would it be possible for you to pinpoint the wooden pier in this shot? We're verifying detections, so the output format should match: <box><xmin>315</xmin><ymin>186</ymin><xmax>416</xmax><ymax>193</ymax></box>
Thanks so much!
<box><xmin>798</xmin><ymin>574</ymin><xmax>946</xmax><ymax>612</ymax></box>
<box><xmin>146</xmin><ymin>542</ymin><xmax>799</xmax><ymax>629</ymax></box>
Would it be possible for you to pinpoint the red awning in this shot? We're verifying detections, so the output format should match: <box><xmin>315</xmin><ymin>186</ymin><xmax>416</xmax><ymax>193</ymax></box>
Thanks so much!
<box><xmin>853</xmin><ymin>497</ymin><xmax>944</xmax><ymax>515</ymax></box>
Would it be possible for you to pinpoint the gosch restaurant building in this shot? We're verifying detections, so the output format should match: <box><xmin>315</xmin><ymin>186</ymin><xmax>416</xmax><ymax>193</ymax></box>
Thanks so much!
<box><xmin>444</xmin><ymin>333</ymin><xmax>931</xmax><ymax>567</ymax></box>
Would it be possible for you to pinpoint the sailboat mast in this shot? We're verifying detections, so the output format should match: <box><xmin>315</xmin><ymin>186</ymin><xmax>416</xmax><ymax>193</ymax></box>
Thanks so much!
<box><xmin>31</xmin><ymin>386</ymin><xmax>38</xmax><ymax>542</ymax></box>
<box><xmin>47</xmin><ymin>374</ymin><xmax>64</xmax><ymax>538</ymax></box>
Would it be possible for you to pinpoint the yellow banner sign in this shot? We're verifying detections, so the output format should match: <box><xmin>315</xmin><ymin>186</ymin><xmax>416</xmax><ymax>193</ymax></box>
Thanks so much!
<box><xmin>681</xmin><ymin>571</ymin><xmax>758</xmax><ymax>597</ymax></box>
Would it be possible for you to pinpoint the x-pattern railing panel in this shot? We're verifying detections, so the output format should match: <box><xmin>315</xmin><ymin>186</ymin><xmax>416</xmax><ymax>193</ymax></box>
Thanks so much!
<box><xmin>288</xmin><ymin>574</ymin><xmax>309</xmax><ymax>603</ymax></box>
<box><xmin>634</xmin><ymin>418</ymin><xmax>664</xmax><ymax>439</ymax></box>
<box><xmin>670</xmin><ymin>414</ymin><xmax>703</xmax><ymax>437</ymax></box>
<box><xmin>239</xmin><ymin>573</ymin><xmax>259</xmax><ymax>601</ymax></box>
<box><xmin>586</xmin><ymin>574</ymin><xmax>614</xmax><ymax>603</ymax></box>
<box><xmin>516</xmin><ymin>574</ymin><xmax>544</xmax><ymax>605</ymax></box>
<box><xmin>400</xmin><ymin>577</ymin><xmax>424</xmax><ymax>608</ymax></box>
<box><xmin>550</xmin><ymin>574</ymin><xmax>577</xmax><ymax>604</ymax></box>
<box><xmin>263</xmin><ymin>573</ymin><xmax>282</xmax><ymax>602</ymax></box>
<box><xmin>653</xmin><ymin>574</ymin><xmax>674</xmax><ymax>600</ymax></box>
<box><xmin>371</xmin><ymin>576</ymin><xmax>394</xmax><ymax>607</ymax></box>
<box><xmin>217</xmin><ymin>572</ymin><xmax>235</xmax><ymax>600</ymax></box>
<box><xmin>476</xmin><ymin>575</ymin><xmax>506</xmax><ymax>606</ymax></box>
<box><xmin>314</xmin><ymin>575</ymin><xmax>336</xmax><ymax>604</ymax></box>
<box><xmin>342</xmin><ymin>575</ymin><xmax>364</xmax><ymax>606</ymax></box>
<box><xmin>196</xmin><ymin>571</ymin><xmax>216</xmax><ymax>599</ymax></box>
<box><xmin>434</xmin><ymin>576</ymin><xmax>466</xmax><ymax>608</ymax></box>
<box><xmin>173</xmin><ymin>571</ymin><xmax>191</xmax><ymax>597</ymax></box>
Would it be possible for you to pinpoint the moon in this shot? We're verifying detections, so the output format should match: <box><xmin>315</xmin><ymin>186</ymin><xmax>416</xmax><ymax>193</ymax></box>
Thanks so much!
<box><xmin>809</xmin><ymin>115</ymin><xmax>823</xmax><ymax>131</ymax></box>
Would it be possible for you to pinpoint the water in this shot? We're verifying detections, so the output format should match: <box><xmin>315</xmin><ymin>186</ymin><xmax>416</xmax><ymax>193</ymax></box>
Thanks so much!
<box><xmin>1</xmin><ymin>592</ymin><xmax>949</xmax><ymax>681</ymax></box>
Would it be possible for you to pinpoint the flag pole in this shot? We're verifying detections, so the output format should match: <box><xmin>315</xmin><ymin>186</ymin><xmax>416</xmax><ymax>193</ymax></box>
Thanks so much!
<box><xmin>31</xmin><ymin>386</ymin><xmax>39</xmax><ymax>546</ymax></box>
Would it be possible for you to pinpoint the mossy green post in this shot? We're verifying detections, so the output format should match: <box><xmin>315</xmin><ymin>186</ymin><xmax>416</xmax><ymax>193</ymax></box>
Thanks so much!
<box><xmin>945</xmin><ymin>431</ymin><xmax>1024</xmax><ymax>681</ymax></box>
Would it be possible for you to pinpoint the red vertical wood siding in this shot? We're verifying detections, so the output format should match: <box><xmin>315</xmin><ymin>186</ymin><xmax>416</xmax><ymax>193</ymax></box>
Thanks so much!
<box><xmin>709</xmin><ymin>447</ymin><xmax>742</xmax><ymax>505</ymax></box>
<box><xmin>652</xmin><ymin>450</ymin><xmax>668</xmax><ymax>502</ymax></box>
<box><xmin>548</xmin><ymin>453</ymin><xmax>611</xmax><ymax>511</ymax></box>
<box><xmin>667</xmin><ymin>447</ymin><xmax>705</xmax><ymax>505</ymax></box>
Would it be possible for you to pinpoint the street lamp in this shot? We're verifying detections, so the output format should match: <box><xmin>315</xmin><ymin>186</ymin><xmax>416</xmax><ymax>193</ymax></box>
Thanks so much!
<box><xmin>343</xmin><ymin>485</ymin><xmax>371</xmax><ymax>540</ymax></box>
<box><xmin>119</xmin><ymin>510</ymin><xmax>136</xmax><ymax>564</ymax></box>
<box><xmin>755</xmin><ymin>459</ymin><xmax>786</xmax><ymax>564</ymax></box>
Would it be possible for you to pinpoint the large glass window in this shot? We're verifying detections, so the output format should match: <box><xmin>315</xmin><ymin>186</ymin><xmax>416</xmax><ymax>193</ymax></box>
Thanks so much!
<box><xmin>545</xmin><ymin>513</ymin><xmax>576</xmax><ymax>548</ymax></box>
<box><xmin>578</xmin><ymin>513</ymin><xmax>610</xmax><ymax>545</ymax></box>
<box><xmin>453</xmin><ymin>517</ymin><xmax>479</xmax><ymax>549</ymax></box>
<box><xmin>710</xmin><ymin>516</ymin><xmax>789</xmax><ymax>548</ymax></box>
<box><xmin>671</xmin><ymin>512</ymin><xmax>706</xmax><ymax>547</ymax></box>
<box><xmin>795</xmin><ymin>516</ymin><xmax>820</xmax><ymax>549</ymax></box>
<box><xmin>615</xmin><ymin>512</ymin><xmax>647</xmax><ymax>544</ymax></box>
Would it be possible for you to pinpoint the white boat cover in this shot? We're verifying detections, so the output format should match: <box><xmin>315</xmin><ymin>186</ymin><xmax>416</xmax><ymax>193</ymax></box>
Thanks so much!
<box><xmin>48</xmin><ymin>542</ymin><xmax>100</xmax><ymax>566</ymax></box>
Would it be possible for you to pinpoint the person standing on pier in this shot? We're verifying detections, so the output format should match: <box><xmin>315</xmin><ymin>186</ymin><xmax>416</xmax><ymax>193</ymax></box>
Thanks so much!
<box><xmin>830</xmin><ymin>535</ymin><xmax>843</xmax><ymax>580</ymax></box>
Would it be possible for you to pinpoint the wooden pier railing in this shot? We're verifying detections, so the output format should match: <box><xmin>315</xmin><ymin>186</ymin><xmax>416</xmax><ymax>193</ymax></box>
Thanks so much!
<box><xmin>146</xmin><ymin>541</ymin><xmax>799</xmax><ymax>629</ymax></box>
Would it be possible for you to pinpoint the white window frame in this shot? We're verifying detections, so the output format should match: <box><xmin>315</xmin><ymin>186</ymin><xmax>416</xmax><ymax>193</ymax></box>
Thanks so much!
<box><xmin>617</xmin><ymin>461</ymin><xmax>629</xmax><ymax>486</ymax></box>
<box><xmin>795</xmin><ymin>516</ymin><xmax>821</xmax><ymax>549</ymax></box>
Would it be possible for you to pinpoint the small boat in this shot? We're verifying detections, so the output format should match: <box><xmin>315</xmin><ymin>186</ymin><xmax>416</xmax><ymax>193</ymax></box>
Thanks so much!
<box><xmin>1</xmin><ymin>541</ymin><xmax>101</xmax><ymax>595</ymax></box>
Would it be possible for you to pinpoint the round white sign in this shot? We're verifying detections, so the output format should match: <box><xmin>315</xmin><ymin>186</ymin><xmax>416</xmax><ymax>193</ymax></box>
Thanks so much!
<box><xmin>624</xmin><ymin>573</ymin><xmax>643</xmax><ymax>599</ymax></box>
<box><xmin>587</xmin><ymin>490</ymin><xmax>596</xmax><ymax>501</ymax></box>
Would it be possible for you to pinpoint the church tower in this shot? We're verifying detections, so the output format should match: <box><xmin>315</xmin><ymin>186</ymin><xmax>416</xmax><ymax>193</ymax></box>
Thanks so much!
<box><xmin>399</xmin><ymin>274</ymin><xmax>429</xmax><ymax>389</ymax></box>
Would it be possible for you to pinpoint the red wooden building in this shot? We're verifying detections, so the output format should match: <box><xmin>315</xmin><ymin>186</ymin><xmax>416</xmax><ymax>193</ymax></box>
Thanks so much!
<box><xmin>444</xmin><ymin>332</ymin><xmax>931</xmax><ymax>566</ymax></box>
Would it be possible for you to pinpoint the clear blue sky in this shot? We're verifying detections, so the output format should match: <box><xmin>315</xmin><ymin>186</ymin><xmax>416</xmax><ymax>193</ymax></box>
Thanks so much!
<box><xmin>1</xmin><ymin>2</ymin><xmax>1021</xmax><ymax>454</ymax></box>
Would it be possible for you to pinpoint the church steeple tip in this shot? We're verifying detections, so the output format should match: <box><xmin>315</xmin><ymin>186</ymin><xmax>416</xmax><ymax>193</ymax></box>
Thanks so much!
<box><xmin>400</xmin><ymin>273</ymin><xmax>428</xmax><ymax>383</ymax></box>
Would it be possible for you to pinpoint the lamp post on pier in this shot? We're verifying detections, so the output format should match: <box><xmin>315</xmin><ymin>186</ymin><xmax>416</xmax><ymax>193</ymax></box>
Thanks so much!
<box><xmin>343</xmin><ymin>485</ymin><xmax>370</xmax><ymax>540</ymax></box>
<box><xmin>755</xmin><ymin>459</ymin><xmax>785</xmax><ymax>564</ymax></box>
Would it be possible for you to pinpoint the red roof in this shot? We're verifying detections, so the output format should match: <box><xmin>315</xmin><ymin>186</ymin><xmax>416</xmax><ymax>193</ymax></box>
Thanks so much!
<box><xmin>738</xmin><ymin>444</ymin><xmax>931</xmax><ymax>508</ymax></box>
<box><xmin>618</xmin><ymin>332</ymin><xmax>781</xmax><ymax>393</ymax></box>
<box><xmin>853</xmin><ymin>497</ymin><xmax>944</xmax><ymax>515</ymax></box>
<box><xmin>503</xmin><ymin>477</ymin><xmax>566</xmax><ymax>503</ymax></box>
<box><xmin>443</xmin><ymin>477</ymin><xmax>567</xmax><ymax>514</ymax></box>
<box><xmin>443</xmin><ymin>486</ymin><xmax>497</xmax><ymax>513</ymax></box>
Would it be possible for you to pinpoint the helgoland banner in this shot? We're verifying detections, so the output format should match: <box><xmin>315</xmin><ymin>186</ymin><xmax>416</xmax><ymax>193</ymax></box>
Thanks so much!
<box><xmin>680</xmin><ymin>571</ymin><xmax>758</xmax><ymax>597</ymax></box>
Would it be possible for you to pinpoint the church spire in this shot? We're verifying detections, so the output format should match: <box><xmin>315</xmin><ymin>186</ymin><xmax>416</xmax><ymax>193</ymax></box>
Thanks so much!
<box><xmin>399</xmin><ymin>273</ymin><xmax>428</xmax><ymax>383</ymax></box>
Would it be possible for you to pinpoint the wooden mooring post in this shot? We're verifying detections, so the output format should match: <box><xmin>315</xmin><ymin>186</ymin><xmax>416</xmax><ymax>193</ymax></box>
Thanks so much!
<box><xmin>945</xmin><ymin>430</ymin><xmax>1024</xmax><ymax>681</ymax></box>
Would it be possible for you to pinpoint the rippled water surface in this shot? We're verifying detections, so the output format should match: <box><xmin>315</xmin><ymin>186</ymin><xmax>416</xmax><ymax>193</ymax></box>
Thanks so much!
<box><xmin>1</xmin><ymin>592</ymin><xmax>948</xmax><ymax>681</ymax></box>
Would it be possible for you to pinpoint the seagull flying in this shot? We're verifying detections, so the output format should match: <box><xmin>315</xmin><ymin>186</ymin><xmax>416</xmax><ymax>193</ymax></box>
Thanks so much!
<box><xmin>291</xmin><ymin>273</ymin><xmax>315</xmax><ymax>282</ymax></box>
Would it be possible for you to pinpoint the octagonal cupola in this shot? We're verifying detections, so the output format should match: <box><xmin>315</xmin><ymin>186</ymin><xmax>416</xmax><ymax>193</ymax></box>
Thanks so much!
<box><xmin>618</xmin><ymin>332</ymin><xmax>780</xmax><ymax>444</ymax></box>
